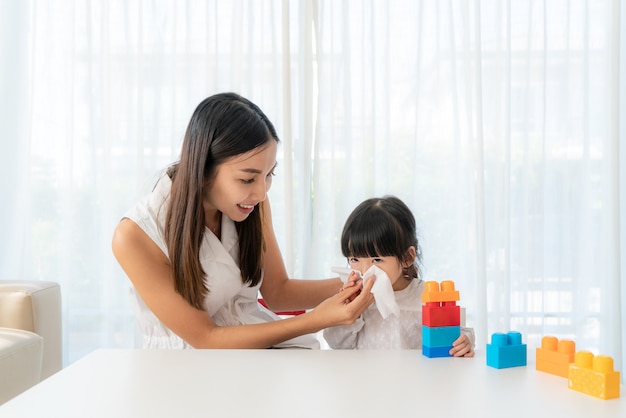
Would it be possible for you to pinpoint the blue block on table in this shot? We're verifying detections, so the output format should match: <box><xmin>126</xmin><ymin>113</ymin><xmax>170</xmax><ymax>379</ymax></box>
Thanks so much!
<box><xmin>422</xmin><ymin>345</ymin><xmax>453</xmax><ymax>358</ymax></box>
<box><xmin>486</xmin><ymin>331</ymin><xmax>527</xmax><ymax>369</ymax></box>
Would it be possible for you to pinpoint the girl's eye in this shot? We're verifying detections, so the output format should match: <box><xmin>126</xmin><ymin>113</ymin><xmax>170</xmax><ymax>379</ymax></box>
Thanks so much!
<box><xmin>348</xmin><ymin>257</ymin><xmax>359</xmax><ymax>264</ymax></box>
<box><xmin>373</xmin><ymin>258</ymin><xmax>383</xmax><ymax>263</ymax></box>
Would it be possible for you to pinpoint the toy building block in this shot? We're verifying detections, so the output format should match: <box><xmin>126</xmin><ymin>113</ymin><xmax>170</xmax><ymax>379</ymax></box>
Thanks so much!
<box><xmin>486</xmin><ymin>331</ymin><xmax>527</xmax><ymax>369</ymax></box>
<box><xmin>423</xmin><ymin>345</ymin><xmax>453</xmax><ymax>358</ymax></box>
<box><xmin>536</xmin><ymin>336</ymin><xmax>576</xmax><ymax>378</ymax></box>
<box><xmin>421</xmin><ymin>280</ymin><xmax>463</xmax><ymax>358</ymax></box>
<box><xmin>422</xmin><ymin>302</ymin><xmax>460</xmax><ymax>327</ymax></box>
<box><xmin>421</xmin><ymin>280</ymin><xmax>460</xmax><ymax>304</ymax></box>
<box><xmin>568</xmin><ymin>351</ymin><xmax>620</xmax><ymax>400</ymax></box>
<box><xmin>422</xmin><ymin>344</ymin><xmax>454</xmax><ymax>358</ymax></box>
<box><xmin>422</xmin><ymin>326</ymin><xmax>461</xmax><ymax>348</ymax></box>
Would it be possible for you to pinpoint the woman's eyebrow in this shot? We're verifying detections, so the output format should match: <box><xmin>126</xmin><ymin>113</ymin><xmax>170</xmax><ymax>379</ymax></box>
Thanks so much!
<box><xmin>239</xmin><ymin>168</ymin><xmax>263</xmax><ymax>174</ymax></box>
<box><xmin>238</xmin><ymin>162</ymin><xmax>277</xmax><ymax>174</ymax></box>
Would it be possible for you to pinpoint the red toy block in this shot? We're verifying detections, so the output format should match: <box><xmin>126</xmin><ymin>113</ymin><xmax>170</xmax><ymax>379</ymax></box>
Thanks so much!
<box><xmin>568</xmin><ymin>351</ymin><xmax>620</xmax><ymax>400</ymax></box>
<box><xmin>536</xmin><ymin>335</ymin><xmax>576</xmax><ymax>378</ymax></box>
<box><xmin>422</xmin><ymin>303</ymin><xmax>460</xmax><ymax>327</ymax></box>
<box><xmin>421</xmin><ymin>280</ymin><xmax>460</xmax><ymax>304</ymax></box>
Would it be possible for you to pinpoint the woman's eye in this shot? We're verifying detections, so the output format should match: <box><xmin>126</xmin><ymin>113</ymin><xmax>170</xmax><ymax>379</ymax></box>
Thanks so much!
<box><xmin>241</xmin><ymin>178</ymin><xmax>255</xmax><ymax>184</ymax></box>
<box><xmin>267</xmin><ymin>170</ymin><xmax>276</xmax><ymax>178</ymax></box>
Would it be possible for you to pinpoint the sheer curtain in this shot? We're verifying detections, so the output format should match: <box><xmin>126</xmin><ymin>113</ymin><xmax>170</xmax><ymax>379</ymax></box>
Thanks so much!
<box><xmin>1</xmin><ymin>0</ymin><xmax>623</xmax><ymax>374</ymax></box>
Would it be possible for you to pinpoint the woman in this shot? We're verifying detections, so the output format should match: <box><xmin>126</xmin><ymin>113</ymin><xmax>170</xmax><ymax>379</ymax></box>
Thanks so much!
<box><xmin>112</xmin><ymin>92</ymin><xmax>373</xmax><ymax>349</ymax></box>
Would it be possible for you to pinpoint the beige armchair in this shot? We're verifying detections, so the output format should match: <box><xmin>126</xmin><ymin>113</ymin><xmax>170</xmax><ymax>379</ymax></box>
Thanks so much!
<box><xmin>0</xmin><ymin>280</ymin><xmax>62</xmax><ymax>404</ymax></box>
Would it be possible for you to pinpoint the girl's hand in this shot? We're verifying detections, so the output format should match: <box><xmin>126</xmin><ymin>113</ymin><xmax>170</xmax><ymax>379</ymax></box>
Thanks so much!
<box><xmin>450</xmin><ymin>334</ymin><xmax>474</xmax><ymax>357</ymax></box>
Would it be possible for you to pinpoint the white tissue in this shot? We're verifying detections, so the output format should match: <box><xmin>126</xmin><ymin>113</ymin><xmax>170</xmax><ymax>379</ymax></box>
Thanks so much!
<box><xmin>331</xmin><ymin>266</ymin><xmax>353</xmax><ymax>282</ymax></box>
<box><xmin>331</xmin><ymin>265</ymin><xmax>400</xmax><ymax>319</ymax></box>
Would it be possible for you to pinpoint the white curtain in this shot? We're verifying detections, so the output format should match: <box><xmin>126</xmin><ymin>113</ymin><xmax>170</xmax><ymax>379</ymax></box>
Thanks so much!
<box><xmin>1</xmin><ymin>0</ymin><xmax>623</xmax><ymax>374</ymax></box>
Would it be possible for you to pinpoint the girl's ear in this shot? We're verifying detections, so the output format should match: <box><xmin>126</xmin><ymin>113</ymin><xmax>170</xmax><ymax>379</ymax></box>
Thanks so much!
<box><xmin>402</xmin><ymin>246</ymin><xmax>417</xmax><ymax>267</ymax></box>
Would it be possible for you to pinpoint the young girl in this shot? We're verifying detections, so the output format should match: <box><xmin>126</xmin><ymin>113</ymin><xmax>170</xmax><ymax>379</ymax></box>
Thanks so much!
<box><xmin>112</xmin><ymin>93</ymin><xmax>374</xmax><ymax>349</ymax></box>
<box><xmin>323</xmin><ymin>196</ymin><xmax>475</xmax><ymax>355</ymax></box>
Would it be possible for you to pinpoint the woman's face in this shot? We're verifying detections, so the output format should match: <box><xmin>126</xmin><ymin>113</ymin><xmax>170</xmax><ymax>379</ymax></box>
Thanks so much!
<box><xmin>204</xmin><ymin>140</ymin><xmax>278</xmax><ymax>223</ymax></box>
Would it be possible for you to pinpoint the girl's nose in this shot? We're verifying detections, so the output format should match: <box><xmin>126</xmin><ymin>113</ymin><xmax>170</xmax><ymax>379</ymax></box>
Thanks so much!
<box><xmin>353</xmin><ymin>262</ymin><xmax>367</xmax><ymax>276</ymax></box>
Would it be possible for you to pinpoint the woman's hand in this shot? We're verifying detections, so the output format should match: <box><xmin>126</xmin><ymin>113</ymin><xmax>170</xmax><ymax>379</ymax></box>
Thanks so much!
<box><xmin>339</xmin><ymin>270</ymin><xmax>363</xmax><ymax>303</ymax></box>
<box><xmin>450</xmin><ymin>334</ymin><xmax>474</xmax><ymax>357</ymax></box>
<box><xmin>312</xmin><ymin>274</ymin><xmax>375</xmax><ymax>327</ymax></box>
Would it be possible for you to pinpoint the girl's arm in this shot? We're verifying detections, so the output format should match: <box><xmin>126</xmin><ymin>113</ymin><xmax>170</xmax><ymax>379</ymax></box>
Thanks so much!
<box><xmin>323</xmin><ymin>317</ymin><xmax>364</xmax><ymax>349</ymax></box>
<box><xmin>112</xmin><ymin>218</ymin><xmax>374</xmax><ymax>349</ymax></box>
<box><xmin>259</xmin><ymin>199</ymin><xmax>344</xmax><ymax>312</ymax></box>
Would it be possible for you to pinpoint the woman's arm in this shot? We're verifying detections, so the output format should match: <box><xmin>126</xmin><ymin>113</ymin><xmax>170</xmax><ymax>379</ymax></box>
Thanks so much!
<box><xmin>112</xmin><ymin>218</ymin><xmax>374</xmax><ymax>349</ymax></box>
<box><xmin>259</xmin><ymin>199</ymin><xmax>343</xmax><ymax>312</ymax></box>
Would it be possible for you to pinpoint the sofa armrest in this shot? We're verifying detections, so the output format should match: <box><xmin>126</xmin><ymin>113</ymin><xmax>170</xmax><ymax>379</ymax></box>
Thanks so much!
<box><xmin>0</xmin><ymin>327</ymin><xmax>43</xmax><ymax>404</ymax></box>
<box><xmin>0</xmin><ymin>281</ymin><xmax>62</xmax><ymax>379</ymax></box>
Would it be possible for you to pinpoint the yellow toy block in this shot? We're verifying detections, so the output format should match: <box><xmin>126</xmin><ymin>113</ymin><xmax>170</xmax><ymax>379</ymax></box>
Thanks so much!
<box><xmin>421</xmin><ymin>280</ymin><xmax>460</xmax><ymax>304</ymax></box>
<box><xmin>536</xmin><ymin>336</ymin><xmax>576</xmax><ymax>378</ymax></box>
<box><xmin>568</xmin><ymin>351</ymin><xmax>620</xmax><ymax>400</ymax></box>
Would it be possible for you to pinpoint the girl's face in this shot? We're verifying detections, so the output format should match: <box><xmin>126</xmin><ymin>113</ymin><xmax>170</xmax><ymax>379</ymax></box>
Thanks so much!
<box><xmin>348</xmin><ymin>252</ymin><xmax>411</xmax><ymax>291</ymax></box>
<box><xmin>203</xmin><ymin>140</ymin><xmax>277</xmax><ymax>223</ymax></box>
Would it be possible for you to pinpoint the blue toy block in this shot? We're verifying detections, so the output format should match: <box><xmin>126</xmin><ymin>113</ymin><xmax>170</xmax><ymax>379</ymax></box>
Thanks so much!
<box><xmin>486</xmin><ymin>331</ymin><xmax>527</xmax><ymax>369</ymax></box>
<box><xmin>423</xmin><ymin>345</ymin><xmax>453</xmax><ymax>358</ymax></box>
<box><xmin>422</xmin><ymin>325</ymin><xmax>461</xmax><ymax>348</ymax></box>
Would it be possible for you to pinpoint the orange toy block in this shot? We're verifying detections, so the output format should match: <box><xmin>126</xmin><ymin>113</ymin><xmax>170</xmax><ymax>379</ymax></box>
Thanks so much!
<box><xmin>568</xmin><ymin>351</ymin><xmax>620</xmax><ymax>400</ymax></box>
<box><xmin>536</xmin><ymin>336</ymin><xmax>576</xmax><ymax>378</ymax></box>
<box><xmin>421</xmin><ymin>280</ymin><xmax>460</xmax><ymax>304</ymax></box>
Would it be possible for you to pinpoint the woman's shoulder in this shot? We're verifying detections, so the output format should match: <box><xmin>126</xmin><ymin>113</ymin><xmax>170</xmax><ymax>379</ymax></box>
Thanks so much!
<box><xmin>117</xmin><ymin>172</ymin><xmax>172</xmax><ymax>257</ymax></box>
<box><xmin>112</xmin><ymin>218</ymin><xmax>148</xmax><ymax>256</ymax></box>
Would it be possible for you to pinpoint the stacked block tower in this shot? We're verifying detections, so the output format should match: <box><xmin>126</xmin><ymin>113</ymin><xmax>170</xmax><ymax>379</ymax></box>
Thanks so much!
<box><xmin>421</xmin><ymin>280</ymin><xmax>461</xmax><ymax>358</ymax></box>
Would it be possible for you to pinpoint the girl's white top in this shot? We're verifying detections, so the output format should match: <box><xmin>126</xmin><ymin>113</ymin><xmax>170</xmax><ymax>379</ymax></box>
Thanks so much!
<box><xmin>124</xmin><ymin>173</ymin><xmax>319</xmax><ymax>349</ymax></box>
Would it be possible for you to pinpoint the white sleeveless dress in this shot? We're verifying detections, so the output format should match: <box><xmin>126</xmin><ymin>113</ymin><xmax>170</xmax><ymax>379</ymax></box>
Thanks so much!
<box><xmin>124</xmin><ymin>174</ymin><xmax>319</xmax><ymax>349</ymax></box>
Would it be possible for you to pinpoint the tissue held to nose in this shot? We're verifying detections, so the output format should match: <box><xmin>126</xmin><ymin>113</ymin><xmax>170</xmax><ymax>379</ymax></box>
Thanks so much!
<box><xmin>332</xmin><ymin>265</ymin><xmax>399</xmax><ymax>319</ymax></box>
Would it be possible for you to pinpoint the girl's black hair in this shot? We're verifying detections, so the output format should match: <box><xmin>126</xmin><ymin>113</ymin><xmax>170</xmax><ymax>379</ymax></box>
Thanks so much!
<box><xmin>341</xmin><ymin>196</ymin><xmax>423</xmax><ymax>280</ymax></box>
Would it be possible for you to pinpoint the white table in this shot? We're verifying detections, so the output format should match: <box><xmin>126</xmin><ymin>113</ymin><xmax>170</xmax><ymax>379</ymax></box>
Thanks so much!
<box><xmin>1</xmin><ymin>349</ymin><xmax>624</xmax><ymax>417</ymax></box>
